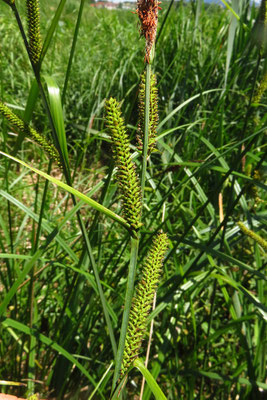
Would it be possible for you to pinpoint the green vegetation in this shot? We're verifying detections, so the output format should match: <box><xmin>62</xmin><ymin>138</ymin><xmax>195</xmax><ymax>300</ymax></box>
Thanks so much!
<box><xmin>0</xmin><ymin>0</ymin><xmax>266</xmax><ymax>399</ymax></box>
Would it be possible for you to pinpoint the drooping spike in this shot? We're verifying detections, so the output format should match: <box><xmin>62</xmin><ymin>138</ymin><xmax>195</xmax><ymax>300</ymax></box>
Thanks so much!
<box><xmin>0</xmin><ymin>101</ymin><xmax>61</xmax><ymax>167</ymax></box>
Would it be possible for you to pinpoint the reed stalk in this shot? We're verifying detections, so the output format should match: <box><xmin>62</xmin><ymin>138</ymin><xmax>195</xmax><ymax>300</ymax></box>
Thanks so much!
<box><xmin>111</xmin><ymin>1</ymin><xmax>162</xmax><ymax>394</ymax></box>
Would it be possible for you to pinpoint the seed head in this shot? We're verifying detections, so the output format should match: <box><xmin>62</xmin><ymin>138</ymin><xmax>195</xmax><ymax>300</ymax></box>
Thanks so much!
<box><xmin>136</xmin><ymin>0</ymin><xmax>161</xmax><ymax>63</ymax></box>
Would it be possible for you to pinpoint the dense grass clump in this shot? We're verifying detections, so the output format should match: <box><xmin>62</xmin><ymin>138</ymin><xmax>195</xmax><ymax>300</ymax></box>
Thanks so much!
<box><xmin>0</xmin><ymin>0</ymin><xmax>266</xmax><ymax>399</ymax></box>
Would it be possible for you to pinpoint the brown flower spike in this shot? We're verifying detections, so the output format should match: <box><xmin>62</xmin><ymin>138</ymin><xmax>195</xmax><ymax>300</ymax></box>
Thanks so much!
<box><xmin>136</xmin><ymin>0</ymin><xmax>161</xmax><ymax>63</ymax></box>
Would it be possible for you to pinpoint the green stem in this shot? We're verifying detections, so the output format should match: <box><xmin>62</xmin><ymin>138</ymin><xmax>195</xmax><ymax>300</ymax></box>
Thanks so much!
<box><xmin>199</xmin><ymin>280</ymin><xmax>217</xmax><ymax>398</ymax></box>
<box><xmin>140</xmin><ymin>62</ymin><xmax>151</xmax><ymax>200</ymax></box>
<box><xmin>85</xmin><ymin>230</ymin><xmax>118</xmax><ymax>358</ymax></box>
<box><xmin>28</xmin><ymin>160</ymin><xmax>51</xmax><ymax>396</ymax></box>
<box><xmin>62</xmin><ymin>0</ymin><xmax>85</xmax><ymax>105</ymax></box>
<box><xmin>112</xmin><ymin>237</ymin><xmax>139</xmax><ymax>390</ymax></box>
<box><xmin>1</xmin><ymin>55</ymin><xmax>13</xmax><ymax>306</ymax></box>
<box><xmin>156</xmin><ymin>0</ymin><xmax>174</xmax><ymax>44</ymax></box>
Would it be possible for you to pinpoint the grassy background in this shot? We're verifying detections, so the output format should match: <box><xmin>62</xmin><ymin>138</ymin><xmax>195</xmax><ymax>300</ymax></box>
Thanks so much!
<box><xmin>0</xmin><ymin>0</ymin><xmax>266</xmax><ymax>399</ymax></box>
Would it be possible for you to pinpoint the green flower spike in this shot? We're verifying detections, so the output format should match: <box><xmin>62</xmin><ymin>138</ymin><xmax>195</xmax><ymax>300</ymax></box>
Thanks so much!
<box><xmin>27</xmin><ymin>395</ymin><xmax>39</xmax><ymax>400</ymax></box>
<box><xmin>105</xmin><ymin>97</ymin><xmax>142</xmax><ymax>232</ymax></box>
<box><xmin>238</xmin><ymin>221</ymin><xmax>267</xmax><ymax>251</ymax></box>
<box><xmin>26</xmin><ymin>0</ymin><xmax>42</xmax><ymax>65</ymax></box>
<box><xmin>137</xmin><ymin>71</ymin><xmax>159</xmax><ymax>156</ymax></box>
<box><xmin>120</xmin><ymin>232</ymin><xmax>168</xmax><ymax>378</ymax></box>
<box><xmin>0</xmin><ymin>101</ymin><xmax>61</xmax><ymax>167</ymax></box>
<box><xmin>252</xmin><ymin>71</ymin><xmax>267</xmax><ymax>104</ymax></box>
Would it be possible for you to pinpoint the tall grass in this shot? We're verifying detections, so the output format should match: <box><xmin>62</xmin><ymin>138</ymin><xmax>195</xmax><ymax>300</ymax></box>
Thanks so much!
<box><xmin>0</xmin><ymin>0</ymin><xmax>266</xmax><ymax>399</ymax></box>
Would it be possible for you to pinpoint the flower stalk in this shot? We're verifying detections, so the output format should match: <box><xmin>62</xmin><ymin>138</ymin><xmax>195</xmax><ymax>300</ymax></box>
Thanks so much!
<box><xmin>111</xmin><ymin>1</ymin><xmax>162</xmax><ymax>394</ymax></box>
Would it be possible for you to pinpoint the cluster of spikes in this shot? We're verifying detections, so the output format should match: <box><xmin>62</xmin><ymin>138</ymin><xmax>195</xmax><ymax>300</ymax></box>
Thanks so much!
<box><xmin>120</xmin><ymin>233</ymin><xmax>168</xmax><ymax>377</ymax></box>
<box><xmin>105</xmin><ymin>98</ymin><xmax>142</xmax><ymax>232</ymax></box>
<box><xmin>26</xmin><ymin>0</ymin><xmax>42</xmax><ymax>65</ymax></box>
<box><xmin>136</xmin><ymin>0</ymin><xmax>161</xmax><ymax>63</ymax></box>
<box><xmin>137</xmin><ymin>71</ymin><xmax>159</xmax><ymax>156</ymax></box>
<box><xmin>0</xmin><ymin>101</ymin><xmax>61</xmax><ymax>167</ymax></box>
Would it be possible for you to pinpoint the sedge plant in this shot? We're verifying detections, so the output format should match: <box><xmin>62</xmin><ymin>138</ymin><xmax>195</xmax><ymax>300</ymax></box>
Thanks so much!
<box><xmin>0</xmin><ymin>0</ymin><xmax>266</xmax><ymax>399</ymax></box>
<box><xmin>106</xmin><ymin>1</ymin><xmax>170</xmax><ymax>396</ymax></box>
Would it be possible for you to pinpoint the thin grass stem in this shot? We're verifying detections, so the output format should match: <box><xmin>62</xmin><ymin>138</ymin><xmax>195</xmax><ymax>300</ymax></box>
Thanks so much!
<box><xmin>156</xmin><ymin>0</ymin><xmax>174</xmax><ymax>44</ymax></box>
<box><xmin>62</xmin><ymin>0</ymin><xmax>85</xmax><ymax>105</ymax></box>
<box><xmin>139</xmin><ymin>291</ymin><xmax>156</xmax><ymax>400</ymax></box>
<box><xmin>27</xmin><ymin>160</ymin><xmax>51</xmax><ymax>396</ymax></box>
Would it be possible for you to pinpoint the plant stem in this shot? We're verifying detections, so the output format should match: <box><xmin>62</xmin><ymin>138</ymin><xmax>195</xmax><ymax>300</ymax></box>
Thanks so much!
<box><xmin>112</xmin><ymin>236</ymin><xmax>139</xmax><ymax>390</ymax></box>
<box><xmin>199</xmin><ymin>280</ymin><xmax>217</xmax><ymax>398</ymax></box>
<box><xmin>156</xmin><ymin>0</ymin><xmax>174</xmax><ymax>44</ymax></box>
<box><xmin>28</xmin><ymin>160</ymin><xmax>52</xmax><ymax>396</ymax></box>
<box><xmin>62</xmin><ymin>0</ymin><xmax>85</xmax><ymax>105</ymax></box>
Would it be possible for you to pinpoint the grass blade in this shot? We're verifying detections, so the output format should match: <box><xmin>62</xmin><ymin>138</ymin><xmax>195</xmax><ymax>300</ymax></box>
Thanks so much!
<box><xmin>224</xmin><ymin>0</ymin><xmax>239</xmax><ymax>88</ymax></box>
<box><xmin>134</xmin><ymin>358</ymin><xmax>168</xmax><ymax>400</ymax></box>
<box><xmin>2</xmin><ymin>318</ymin><xmax>101</xmax><ymax>395</ymax></box>
<box><xmin>0</xmin><ymin>151</ymin><xmax>130</xmax><ymax>232</ymax></box>
<box><xmin>44</xmin><ymin>75</ymin><xmax>69</xmax><ymax>169</ymax></box>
